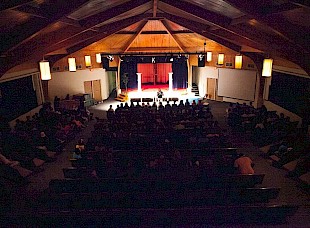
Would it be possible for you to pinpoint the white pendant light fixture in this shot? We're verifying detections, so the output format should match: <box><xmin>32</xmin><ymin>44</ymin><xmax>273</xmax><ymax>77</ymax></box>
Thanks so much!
<box><xmin>85</xmin><ymin>55</ymin><xmax>92</xmax><ymax>68</ymax></box>
<box><xmin>39</xmin><ymin>60</ymin><xmax>51</xmax><ymax>80</ymax></box>
<box><xmin>262</xmin><ymin>58</ymin><xmax>273</xmax><ymax>77</ymax></box>
<box><xmin>68</xmin><ymin>57</ymin><xmax>76</xmax><ymax>72</ymax></box>
<box><xmin>96</xmin><ymin>53</ymin><xmax>102</xmax><ymax>63</ymax></box>
<box><xmin>218</xmin><ymin>53</ymin><xmax>224</xmax><ymax>65</ymax></box>
<box><xmin>207</xmin><ymin>52</ymin><xmax>212</xmax><ymax>62</ymax></box>
<box><xmin>235</xmin><ymin>55</ymin><xmax>242</xmax><ymax>69</ymax></box>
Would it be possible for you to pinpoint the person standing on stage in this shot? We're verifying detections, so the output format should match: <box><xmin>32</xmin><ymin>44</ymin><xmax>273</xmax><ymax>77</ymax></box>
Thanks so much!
<box><xmin>157</xmin><ymin>89</ymin><xmax>164</xmax><ymax>102</ymax></box>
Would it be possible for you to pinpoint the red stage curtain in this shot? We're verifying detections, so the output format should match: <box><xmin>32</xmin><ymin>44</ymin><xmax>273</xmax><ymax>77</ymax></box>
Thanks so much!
<box><xmin>137</xmin><ymin>63</ymin><xmax>172</xmax><ymax>84</ymax></box>
<box><xmin>157</xmin><ymin>63</ymin><xmax>172</xmax><ymax>83</ymax></box>
<box><xmin>138</xmin><ymin>64</ymin><xmax>154</xmax><ymax>83</ymax></box>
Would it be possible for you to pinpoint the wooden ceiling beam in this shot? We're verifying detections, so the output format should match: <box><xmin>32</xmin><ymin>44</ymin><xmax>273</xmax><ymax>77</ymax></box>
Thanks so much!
<box><xmin>162</xmin><ymin>0</ymin><xmax>309</xmax><ymax>57</ymax></box>
<box><xmin>223</xmin><ymin>0</ymin><xmax>309</xmax><ymax>52</ymax></box>
<box><xmin>291</xmin><ymin>0</ymin><xmax>310</xmax><ymax>9</ymax></box>
<box><xmin>0</xmin><ymin>0</ymin><xmax>89</xmax><ymax>54</ymax></box>
<box><xmin>0</xmin><ymin>0</ymin><xmax>33</xmax><ymax>11</ymax></box>
<box><xmin>49</xmin><ymin>15</ymin><xmax>146</xmax><ymax>65</ymax></box>
<box><xmin>153</xmin><ymin>0</ymin><xmax>158</xmax><ymax>17</ymax></box>
<box><xmin>160</xmin><ymin>2</ymin><xmax>273</xmax><ymax>50</ymax></box>
<box><xmin>13</xmin><ymin>4</ymin><xmax>46</xmax><ymax>18</ymax></box>
<box><xmin>1</xmin><ymin>15</ymin><xmax>145</xmax><ymax>76</ymax></box>
<box><xmin>161</xmin><ymin>19</ymin><xmax>186</xmax><ymax>52</ymax></box>
<box><xmin>260</xmin><ymin>2</ymin><xmax>301</xmax><ymax>15</ymax></box>
<box><xmin>123</xmin><ymin>20</ymin><xmax>148</xmax><ymax>52</ymax></box>
<box><xmin>163</xmin><ymin>14</ymin><xmax>241</xmax><ymax>53</ymax></box>
<box><xmin>230</xmin><ymin>15</ymin><xmax>252</xmax><ymax>25</ymax></box>
<box><xmin>160</xmin><ymin>0</ymin><xmax>263</xmax><ymax>46</ymax></box>
<box><xmin>80</xmin><ymin>0</ymin><xmax>150</xmax><ymax>29</ymax></box>
<box><xmin>161</xmin><ymin>0</ymin><xmax>231</xmax><ymax>27</ymax></box>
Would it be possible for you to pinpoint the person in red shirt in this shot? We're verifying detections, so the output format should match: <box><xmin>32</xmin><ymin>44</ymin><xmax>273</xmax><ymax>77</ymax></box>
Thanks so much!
<box><xmin>234</xmin><ymin>153</ymin><xmax>255</xmax><ymax>174</ymax></box>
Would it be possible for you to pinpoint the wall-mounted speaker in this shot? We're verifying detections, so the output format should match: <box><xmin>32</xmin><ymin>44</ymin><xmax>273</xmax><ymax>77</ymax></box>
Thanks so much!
<box><xmin>198</xmin><ymin>55</ymin><xmax>205</xmax><ymax>67</ymax></box>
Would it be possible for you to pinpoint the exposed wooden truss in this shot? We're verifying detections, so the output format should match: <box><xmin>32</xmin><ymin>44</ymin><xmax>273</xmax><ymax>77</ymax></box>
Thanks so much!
<box><xmin>0</xmin><ymin>0</ymin><xmax>309</xmax><ymax>76</ymax></box>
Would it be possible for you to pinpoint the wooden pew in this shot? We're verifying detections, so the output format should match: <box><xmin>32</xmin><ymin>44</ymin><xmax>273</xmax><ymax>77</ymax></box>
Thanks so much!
<box><xmin>41</xmin><ymin>187</ymin><xmax>280</xmax><ymax>210</ymax></box>
<box><xmin>34</xmin><ymin>204</ymin><xmax>298</xmax><ymax>226</ymax></box>
<box><xmin>50</xmin><ymin>174</ymin><xmax>265</xmax><ymax>193</ymax></box>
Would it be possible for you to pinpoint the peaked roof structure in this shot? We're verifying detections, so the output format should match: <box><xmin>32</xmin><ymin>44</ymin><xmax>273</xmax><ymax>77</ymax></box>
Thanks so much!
<box><xmin>0</xmin><ymin>0</ymin><xmax>309</xmax><ymax>76</ymax></box>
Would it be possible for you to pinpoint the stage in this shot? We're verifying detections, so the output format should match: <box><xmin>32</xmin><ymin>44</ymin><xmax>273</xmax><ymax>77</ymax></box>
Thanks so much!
<box><xmin>126</xmin><ymin>87</ymin><xmax>194</xmax><ymax>102</ymax></box>
<box><xmin>89</xmin><ymin>86</ymin><xmax>201</xmax><ymax>117</ymax></box>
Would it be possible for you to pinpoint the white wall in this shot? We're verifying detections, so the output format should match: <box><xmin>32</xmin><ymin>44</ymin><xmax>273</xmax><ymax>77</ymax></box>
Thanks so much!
<box><xmin>49</xmin><ymin>68</ymin><xmax>110</xmax><ymax>100</ymax></box>
<box><xmin>193</xmin><ymin>66</ymin><xmax>219</xmax><ymax>97</ymax></box>
<box><xmin>218</xmin><ymin>68</ymin><xmax>257</xmax><ymax>101</ymax></box>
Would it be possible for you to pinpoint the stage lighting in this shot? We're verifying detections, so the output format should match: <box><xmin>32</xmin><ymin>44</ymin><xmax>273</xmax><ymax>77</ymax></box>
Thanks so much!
<box><xmin>107</xmin><ymin>55</ymin><xmax>114</xmax><ymax>62</ymax></box>
<box><xmin>39</xmin><ymin>60</ymin><xmax>51</xmax><ymax>80</ymax></box>
<box><xmin>152</xmin><ymin>57</ymin><xmax>155</xmax><ymax>64</ymax></box>
<box><xmin>262</xmin><ymin>58</ymin><xmax>273</xmax><ymax>77</ymax></box>
<box><xmin>170</xmin><ymin>57</ymin><xmax>174</xmax><ymax>62</ymax></box>
<box><xmin>85</xmin><ymin>55</ymin><xmax>92</xmax><ymax>68</ymax></box>
<box><xmin>96</xmin><ymin>53</ymin><xmax>102</xmax><ymax>63</ymax></box>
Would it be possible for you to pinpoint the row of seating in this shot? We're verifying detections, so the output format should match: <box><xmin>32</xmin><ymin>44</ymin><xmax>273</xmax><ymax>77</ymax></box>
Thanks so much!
<box><xmin>260</xmin><ymin>144</ymin><xmax>310</xmax><ymax>189</ymax></box>
<box><xmin>51</xmin><ymin>174</ymin><xmax>266</xmax><ymax>192</ymax></box>
<box><xmin>7</xmin><ymin>204</ymin><xmax>296</xmax><ymax>226</ymax></box>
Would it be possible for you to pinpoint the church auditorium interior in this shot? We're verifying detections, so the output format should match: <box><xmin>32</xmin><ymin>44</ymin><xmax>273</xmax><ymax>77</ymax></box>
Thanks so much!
<box><xmin>0</xmin><ymin>0</ymin><xmax>309</xmax><ymax>226</ymax></box>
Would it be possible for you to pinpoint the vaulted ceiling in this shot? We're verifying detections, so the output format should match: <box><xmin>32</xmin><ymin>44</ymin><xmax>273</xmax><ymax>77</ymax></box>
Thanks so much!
<box><xmin>0</xmin><ymin>0</ymin><xmax>309</xmax><ymax>76</ymax></box>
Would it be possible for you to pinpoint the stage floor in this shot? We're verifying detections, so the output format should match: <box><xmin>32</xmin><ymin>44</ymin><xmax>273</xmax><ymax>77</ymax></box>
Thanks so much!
<box><xmin>89</xmin><ymin>88</ymin><xmax>201</xmax><ymax>117</ymax></box>
<box><xmin>126</xmin><ymin>88</ymin><xmax>190</xmax><ymax>101</ymax></box>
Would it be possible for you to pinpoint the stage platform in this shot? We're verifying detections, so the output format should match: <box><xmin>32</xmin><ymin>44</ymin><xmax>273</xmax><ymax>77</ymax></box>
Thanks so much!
<box><xmin>126</xmin><ymin>88</ymin><xmax>198</xmax><ymax>104</ymax></box>
<box><xmin>89</xmin><ymin>88</ymin><xmax>201</xmax><ymax>116</ymax></box>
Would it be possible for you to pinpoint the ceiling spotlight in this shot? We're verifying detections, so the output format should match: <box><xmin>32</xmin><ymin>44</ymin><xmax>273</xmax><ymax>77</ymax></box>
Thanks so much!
<box><xmin>177</xmin><ymin>53</ymin><xmax>182</xmax><ymax>58</ymax></box>
<box><xmin>170</xmin><ymin>57</ymin><xmax>174</xmax><ymax>62</ymax></box>
<box><xmin>152</xmin><ymin>57</ymin><xmax>155</xmax><ymax>64</ymax></box>
<box><xmin>198</xmin><ymin>54</ymin><xmax>204</xmax><ymax>61</ymax></box>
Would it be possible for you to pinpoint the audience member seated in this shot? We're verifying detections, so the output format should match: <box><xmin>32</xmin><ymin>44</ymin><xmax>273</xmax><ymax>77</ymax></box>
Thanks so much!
<box><xmin>234</xmin><ymin>153</ymin><xmax>255</xmax><ymax>174</ymax></box>
<box><xmin>0</xmin><ymin>152</ymin><xmax>29</xmax><ymax>185</ymax></box>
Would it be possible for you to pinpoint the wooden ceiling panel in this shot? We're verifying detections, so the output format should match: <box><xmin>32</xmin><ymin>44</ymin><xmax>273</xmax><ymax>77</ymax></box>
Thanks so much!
<box><xmin>158</xmin><ymin>1</ymin><xmax>214</xmax><ymax>27</ymax></box>
<box><xmin>245</xmin><ymin>19</ymin><xmax>281</xmax><ymax>35</ymax></box>
<box><xmin>37</xmin><ymin>21</ymin><xmax>69</xmax><ymax>36</ymax></box>
<box><xmin>68</xmin><ymin>0</ymin><xmax>130</xmax><ymax>20</ymax></box>
<box><xmin>174</xmin><ymin>33</ymin><xmax>218</xmax><ymax>52</ymax></box>
<box><xmin>142</xmin><ymin>20</ymin><xmax>167</xmax><ymax>31</ymax></box>
<box><xmin>281</xmin><ymin>7</ymin><xmax>310</xmax><ymax>28</ymax></box>
<box><xmin>120</xmin><ymin>21</ymin><xmax>145</xmax><ymax>32</ymax></box>
<box><xmin>165</xmin><ymin>21</ymin><xmax>188</xmax><ymax>31</ymax></box>
<box><xmin>184</xmin><ymin>0</ymin><xmax>245</xmax><ymax>18</ymax></box>
<box><xmin>82</xmin><ymin>34</ymin><xmax>135</xmax><ymax>52</ymax></box>
<box><xmin>130</xmin><ymin>34</ymin><xmax>180</xmax><ymax>48</ymax></box>
<box><xmin>0</xmin><ymin>0</ymin><xmax>34</xmax><ymax>11</ymax></box>
<box><xmin>95</xmin><ymin>2</ymin><xmax>152</xmax><ymax>27</ymax></box>
<box><xmin>0</xmin><ymin>9</ymin><xmax>32</xmax><ymax>33</ymax></box>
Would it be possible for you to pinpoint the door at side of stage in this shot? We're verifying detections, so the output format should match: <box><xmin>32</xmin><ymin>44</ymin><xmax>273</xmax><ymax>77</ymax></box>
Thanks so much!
<box><xmin>84</xmin><ymin>80</ymin><xmax>102</xmax><ymax>102</ymax></box>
